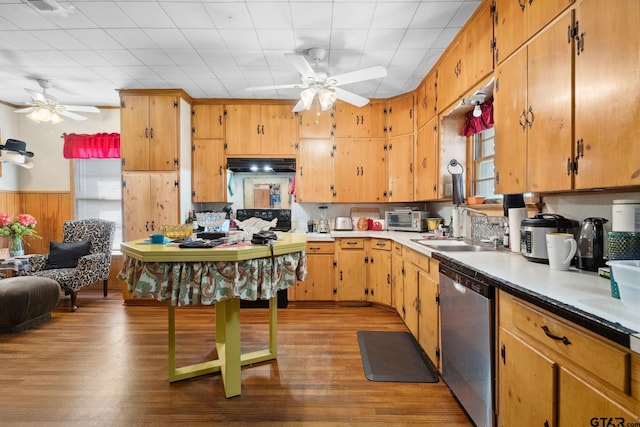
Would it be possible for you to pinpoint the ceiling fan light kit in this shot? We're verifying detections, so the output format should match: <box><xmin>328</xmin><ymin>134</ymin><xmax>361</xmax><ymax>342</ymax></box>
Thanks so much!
<box><xmin>15</xmin><ymin>79</ymin><xmax>100</xmax><ymax>124</ymax></box>
<box><xmin>246</xmin><ymin>48</ymin><xmax>387</xmax><ymax>113</ymax></box>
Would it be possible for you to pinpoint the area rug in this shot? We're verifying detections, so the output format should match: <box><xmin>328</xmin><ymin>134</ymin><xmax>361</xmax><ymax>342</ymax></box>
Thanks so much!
<box><xmin>357</xmin><ymin>331</ymin><xmax>439</xmax><ymax>383</ymax></box>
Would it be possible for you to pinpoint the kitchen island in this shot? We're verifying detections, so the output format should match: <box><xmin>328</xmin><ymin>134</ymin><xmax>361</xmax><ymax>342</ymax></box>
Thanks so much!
<box><xmin>118</xmin><ymin>232</ymin><xmax>307</xmax><ymax>398</ymax></box>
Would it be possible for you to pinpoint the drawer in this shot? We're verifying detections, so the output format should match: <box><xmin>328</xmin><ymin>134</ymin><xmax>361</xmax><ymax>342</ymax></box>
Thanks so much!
<box><xmin>404</xmin><ymin>248</ymin><xmax>430</xmax><ymax>272</ymax></box>
<box><xmin>393</xmin><ymin>241</ymin><xmax>403</xmax><ymax>256</ymax></box>
<box><xmin>512</xmin><ymin>298</ymin><xmax>630</xmax><ymax>392</ymax></box>
<box><xmin>338</xmin><ymin>238</ymin><xmax>365</xmax><ymax>249</ymax></box>
<box><xmin>370</xmin><ymin>238</ymin><xmax>391</xmax><ymax>251</ymax></box>
<box><xmin>306</xmin><ymin>242</ymin><xmax>334</xmax><ymax>254</ymax></box>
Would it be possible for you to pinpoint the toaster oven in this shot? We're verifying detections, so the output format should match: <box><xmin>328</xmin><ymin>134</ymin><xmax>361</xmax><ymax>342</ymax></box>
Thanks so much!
<box><xmin>385</xmin><ymin>210</ymin><xmax>429</xmax><ymax>232</ymax></box>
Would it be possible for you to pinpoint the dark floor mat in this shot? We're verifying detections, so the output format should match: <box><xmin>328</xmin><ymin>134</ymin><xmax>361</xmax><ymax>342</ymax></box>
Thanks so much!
<box><xmin>357</xmin><ymin>331</ymin><xmax>439</xmax><ymax>383</ymax></box>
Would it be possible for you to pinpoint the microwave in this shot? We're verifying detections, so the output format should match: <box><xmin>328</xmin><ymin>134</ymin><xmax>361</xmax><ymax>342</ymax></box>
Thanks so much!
<box><xmin>385</xmin><ymin>210</ymin><xmax>429</xmax><ymax>232</ymax></box>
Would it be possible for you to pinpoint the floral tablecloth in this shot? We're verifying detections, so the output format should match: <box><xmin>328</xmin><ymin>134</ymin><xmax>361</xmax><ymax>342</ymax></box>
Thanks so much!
<box><xmin>118</xmin><ymin>251</ymin><xmax>307</xmax><ymax>306</ymax></box>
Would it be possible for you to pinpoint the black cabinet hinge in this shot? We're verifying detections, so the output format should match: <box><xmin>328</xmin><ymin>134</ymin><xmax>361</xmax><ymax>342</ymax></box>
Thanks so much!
<box><xmin>173</xmin><ymin>158</ymin><xmax>179</xmax><ymax>166</ymax></box>
<box><xmin>223</xmin><ymin>109</ymin><xmax>227</xmax><ymax>117</ymax></box>
<box><xmin>174</xmin><ymin>180</ymin><xmax>179</xmax><ymax>188</ymax></box>
<box><xmin>191</xmin><ymin>145</ymin><xmax>195</xmax><ymax>152</ymax></box>
<box><xmin>122</xmin><ymin>180</ymin><xmax>126</xmax><ymax>188</ymax></box>
<box><xmin>435</xmin><ymin>294</ymin><xmax>440</xmax><ymax>305</ymax></box>
<box><xmin>333</xmin><ymin>260</ymin><xmax>337</xmax><ymax>268</ymax></box>
<box><xmin>191</xmin><ymin>127</ymin><xmax>195</xmax><ymax>134</ymax></box>
<box><xmin>120</xmin><ymin>99</ymin><xmax>125</xmax><ymax>108</ymax></box>
<box><xmin>191</xmin><ymin>190</ymin><xmax>196</xmax><ymax>197</ymax></box>
<box><xmin>435</xmin><ymin>347</ymin><xmax>440</xmax><ymax>361</ymax></box>
<box><xmin>173</xmin><ymin>101</ymin><xmax>178</xmax><ymax>108</ymax></box>
<box><xmin>501</xmin><ymin>343</ymin><xmax>506</xmax><ymax>364</ymax></box>
<box><xmin>191</xmin><ymin>109</ymin><xmax>195</xmax><ymax>117</ymax></box>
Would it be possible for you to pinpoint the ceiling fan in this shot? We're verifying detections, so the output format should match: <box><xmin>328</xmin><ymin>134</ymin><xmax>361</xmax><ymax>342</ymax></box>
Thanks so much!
<box><xmin>14</xmin><ymin>79</ymin><xmax>100</xmax><ymax>124</ymax></box>
<box><xmin>245</xmin><ymin>48</ymin><xmax>387</xmax><ymax>113</ymax></box>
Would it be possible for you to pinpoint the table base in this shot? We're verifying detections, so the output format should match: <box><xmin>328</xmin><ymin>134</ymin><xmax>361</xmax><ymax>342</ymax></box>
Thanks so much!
<box><xmin>167</xmin><ymin>296</ymin><xmax>278</xmax><ymax>398</ymax></box>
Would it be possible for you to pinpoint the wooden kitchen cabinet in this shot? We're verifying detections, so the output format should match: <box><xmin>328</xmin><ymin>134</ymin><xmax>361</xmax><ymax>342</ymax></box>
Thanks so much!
<box><xmin>367</xmin><ymin>239</ymin><xmax>391</xmax><ymax>306</ymax></box>
<box><xmin>386</xmin><ymin>134</ymin><xmax>414</xmax><ymax>202</ymax></box>
<box><xmin>497</xmin><ymin>291</ymin><xmax>640</xmax><ymax>426</ymax></box>
<box><xmin>335</xmin><ymin>238</ymin><xmax>367</xmax><ymax>301</ymax></box>
<box><xmin>191</xmin><ymin>104</ymin><xmax>224</xmax><ymax>139</ymax></box>
<box><xmin>494</xmin><ymin>13</ymin><xmax>572</xmax><ymax>194</ymax></box>
<box><xmin>493</xmin><ymin>0</ymin><xmax>573</xmax><ymax>64</ymax></box>
<box><xmin>391</xmin><ymin>241</ymin><xmax>404</xmax><ymax>317</ymax></box>
<box><xmin>120</xmin><ymin>93</ymin><xmax>179</xmax><ymax>171</ymax></box>
<box><xmin>437</xmin><ymin>39</ymin><xmax>463</xmax><ymax>112</ymax></box>
<box><xmin>122</xmin><ymin>171</ymin><xmax>180</xmax><ymax>241</ymax></box>
<box><xmin>294</xmin><ymin>242</ymin><xmax>335</xmax><ymax>301</ymax></box>
<box><xmin>297</xmin><ymin>109</ymin><xmax>334</xmax><ymax>139</ymax></box>
<box><xmin>386</xmin><ymin>94</ymin><xmax>414</xmax><ymax>137</ymax></box>
<box><xmin>414</xmin><ymin>117</ymin><xmax>439</xmax><ymax>201</ymax></box>
<box><xmin>332</xmin><ymin>138</ymin><xmax>386</xmax><ymax>203</ymax></box>
<box><xmin>416</xmin><ymin>69</ymin><xmax>437</xmax><ymax>128</ymax></box>
<box><xmin>191</xmin><ymin>138</ymin><xmax>226</xmax><ymax>202</ymax></box>
<box><xmin>333</xmin><ymin>101</ymin><xmax>386</xmax><ymax>138</ymax></box>
<box><xmin>295</xmin><ymin>139</ymin><xmax>334</xmax><ymax>203</ymax></box>
<box><xmin>572</xmin><ymin>0</ymin><xmax>640</xmax><ymax>189</ymax></box>
<box><xmin>224</xmin><ymin>104</ymin><xmax>297</xmax><ymax>156</ymax></box>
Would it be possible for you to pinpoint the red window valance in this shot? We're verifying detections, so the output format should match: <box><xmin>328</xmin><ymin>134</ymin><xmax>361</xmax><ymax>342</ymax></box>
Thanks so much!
<box><xmin>63</xmin><ymin>133</ymin><xmax>120</xmax><ymax>159</ymax></box>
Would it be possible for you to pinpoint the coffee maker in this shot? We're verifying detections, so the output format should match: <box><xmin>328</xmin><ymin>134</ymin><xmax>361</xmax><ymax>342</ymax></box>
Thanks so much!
<box><xmin>577</xmin><ymin>217</ymin><xmax>608</xmax><ymax>271</ymax></box>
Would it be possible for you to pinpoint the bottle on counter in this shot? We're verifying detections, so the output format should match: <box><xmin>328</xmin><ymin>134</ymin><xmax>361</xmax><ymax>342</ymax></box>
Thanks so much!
<box><xmin>503</xmin><ymin>224</ymin><xmax>510</xmax><ymax>248</ymax></box>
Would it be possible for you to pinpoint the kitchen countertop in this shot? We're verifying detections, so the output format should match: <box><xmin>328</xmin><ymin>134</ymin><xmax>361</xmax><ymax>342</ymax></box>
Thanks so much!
<box><xmin>305</xmin><ymin>230</ymin><xmax>640</xmax><ymax>353</ymax></box>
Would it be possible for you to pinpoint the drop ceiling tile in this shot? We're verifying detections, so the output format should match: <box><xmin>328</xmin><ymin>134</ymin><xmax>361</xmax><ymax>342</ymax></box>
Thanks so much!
<box><xmin>0</xmin><ymin>31</ymin><xmax>51</xmax><ymax>50</ymax></box>
<box><xmin>72</xmin><ymin>2</ymin><xmax>137</xmax><ymax>29</ymax></box>
<box><xmin>199</xmin><ymin>50</ymin><xmax>237</xmax><ymax>66</ymax></box>
<box><xmin>0</xmin><ymin>4</ymin><xmax>58</xmax><ymax>30</ymax></box>
<box><xmin>181</xmin><ymin>29</ymin><xmax>227</xmax><ymax>49</ymax></box>
<box><xmin>144</xmin><ymin>29</ymin><xmax>192</xmax><ymax>49</ymax></box>
<box><xmin>290</xmin><ymin>3</ymin><xmax>333</xmax><ymax>29</ymax></box>
<box><xmin>432</xmin><ymin>27</ymin><xmax>459</xmax><ymax>49</ymax></box>
<box><xmin>209</xmin><ymin>65</ymin><xmax>244</xmax><ymax>79</ymax></box>
<box><xmin>410</xmin><ymin>1</ymin><xmax>462</xmax><ymax>28</ymax></box>
<box><xmin>219</xmin><ymin>29</ymin><xmax>261</xmax><ymax>50</ymax></box>
<box><xmin>106</xmin><ymin>29</ymin><xmax>157</xmax><ymax>49</ymax></box>
<box><xmin>163</xmin><ymin>48</ymin><xmax>207</xmax><ymax>66</ymax></box>
<box><xmin>118</xmin><ymin>66</ymin><xmax>162</xmax><ymax>80</ymax></box>
<box><xmin>393</xmin><ymin>49</ymin><xmax>429</xmax><ymax>66</ymax></box>
<box><xmin>30</xmin><ymin>30</ymin><xmax>88</xmax><ymax>50</ymax></box>
<box><xmin>365</xmin><ymin>29</ymin><xmax>406</xmax><ymax>50</ymax></box>
<box><xmin>95</xmin><ymin>49</ymin><xmax>144</xmax><ymax>66</ymax></box>
<box><xmin>293</xmin><ymin>29</ymin><xmax>332</xmax><ymax>50</ymax></box>
<box><xmin>371</xmin><ymin>3</ymin><xmax>419</xmax><ymax>29</ymax></box>
<box><xmin>247</xmin><ymin>2</ymin><xmax>292</xmax><ymax>29</ymax></box>
<box><xmin>256</xmin><ymin>29</ymin><xmax>296</xmax><ymax>50</ymax></box>
<box><xmin>87</xmin><ymin>66</ymin><xmax>133</xmax><ymax>80</ymax></box>
<box><xmin>332</xmin><ymin>3</ymin><xmax>376</xmax><ymax>29</ymax></box>
<box><xmin>66</xmin><ymin>29</ymin><xmax>122</xmax><ymax>49</ymax></box>
<box><xmin>64</xmin><ymin>50</ymin><xmax>113</xmax><ymax>67</ymax></box>
<box><xmin>362</xmin><ymin>50</ymin><xmax>395</xmax><ymax>67</ymax></box>
<box><xmin>129</xmin><ymin>49</ymin><xmax>176</xmax><ymax>66</ymax></box>
<box><xmin>0</xmin><ymin>16</ymin><xmax>19</xmax><ymax>30</ymax></box>
<box><xmin>330</xmin><ymin>30</ymin><xmax>368</xmax><ymax>51</ymax></box>
<box><xmin>205</xmin><ymin>3</ymin><xmax>254</xmax><ymax>29</ymax></box>
<box><xmin>160</xmin><ymin>3</ymin><xmax>214</xmax><ymax>28</ymax></box>
<box><xmin>399</xmin><ymin>28</ymin><xmax>443</xmax><ymax>49</ymax></box>
<box><xmin>232</xmin><ymin>51</ymin><xmax>268</xmax><ymax>67</ymax></box>
<box><xmin>117</xmin><ymin>2</ymin><xmax>175</xmax><ymax>28</ymax></box>
<box><xmin>450</xmin><ymin>1</ymin><xmax>481</xmax><ymax>27</ymax></box>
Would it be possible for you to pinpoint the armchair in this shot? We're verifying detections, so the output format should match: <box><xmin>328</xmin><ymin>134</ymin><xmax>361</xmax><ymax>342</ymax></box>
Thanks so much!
<box><xmin>20</xmin><ymin>218</ymin><xmax>116</xmax><ymax>311</ymax></box>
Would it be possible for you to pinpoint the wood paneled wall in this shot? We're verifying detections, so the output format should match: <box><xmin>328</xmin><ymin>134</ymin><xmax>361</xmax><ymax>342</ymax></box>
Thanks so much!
<box><xmin>0</xmin><ymin>190</ymin><xmax>72</xmax><ymax>255</ymax></box>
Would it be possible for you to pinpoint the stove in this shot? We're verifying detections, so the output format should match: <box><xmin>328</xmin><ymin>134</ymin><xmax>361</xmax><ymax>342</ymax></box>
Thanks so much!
<box><xmin>235</xmin><ymin>209</ymin><xmax>292</xmax><ymax>231</ymax></box>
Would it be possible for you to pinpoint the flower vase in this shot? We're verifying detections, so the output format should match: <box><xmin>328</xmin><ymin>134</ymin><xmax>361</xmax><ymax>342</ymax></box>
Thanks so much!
<box><xmin>10</xmin><ymin>237</ymin><xmax>24</xmax><ymax>257</ymax></box>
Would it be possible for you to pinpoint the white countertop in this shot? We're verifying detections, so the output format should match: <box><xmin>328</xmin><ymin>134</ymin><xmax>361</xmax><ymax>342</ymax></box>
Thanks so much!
<box><xmin>306</xmin><ymin>230</ymin><xmax>640</xmax><ymax>353</ymax></box>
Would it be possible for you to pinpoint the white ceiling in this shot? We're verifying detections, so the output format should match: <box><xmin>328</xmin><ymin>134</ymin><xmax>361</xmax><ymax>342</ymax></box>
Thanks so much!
<box><xmin>0</xmin><ymin>0</ymin><xmax>481</xmax><ymax>108</ymax></box>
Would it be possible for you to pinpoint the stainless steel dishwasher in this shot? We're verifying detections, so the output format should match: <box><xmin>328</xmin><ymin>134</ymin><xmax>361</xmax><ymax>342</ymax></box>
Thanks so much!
<box><xmin>439</xmin><ymin>260</ymin><xmax>495</xmax><ymax>427</ymax></box>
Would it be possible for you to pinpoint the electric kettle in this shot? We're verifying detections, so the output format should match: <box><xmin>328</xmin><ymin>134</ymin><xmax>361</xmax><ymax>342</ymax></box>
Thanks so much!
<box><xmin>577</xmin><ymin>217</ymin><xmax>608</xmax><ymax>271</ymax></box>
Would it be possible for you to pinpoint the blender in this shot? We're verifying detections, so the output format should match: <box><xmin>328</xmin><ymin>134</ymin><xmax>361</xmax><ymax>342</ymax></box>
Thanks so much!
<box><xmin>317</xmin><ymin>205</ymin><xmax>330</xmax><ymax>233</ymax></box>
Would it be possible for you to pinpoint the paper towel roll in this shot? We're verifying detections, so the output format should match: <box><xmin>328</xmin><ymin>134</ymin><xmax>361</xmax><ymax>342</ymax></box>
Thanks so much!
<box><xmin>508</xmin><ymin>207</ymin><xmax>528</xmax><ymax>252</ymax></box>
<box><xmin>451</xmin><ymin>207</ymin><xmax>461</xmax><ymax>238</ymax></box>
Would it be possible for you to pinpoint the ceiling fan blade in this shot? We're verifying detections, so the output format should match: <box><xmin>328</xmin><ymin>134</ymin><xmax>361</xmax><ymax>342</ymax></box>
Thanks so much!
<box><xmin>328</xmin><ymin>66</ymin><xmax>387</xmax><ymax>87</ymax></box>
<box><xmin>58</xmin><ymin>110</ymin><xmax>88</xmax><ymax>121</ymax></box>
<box><xmin>284</xmin><ymin>53</ymin><xmax>318</xmax><ymax>82</ymax></box>
<box><xmin>14</xmin><ymin>107</ymin><xmax>36</xmax><ymax>114</ymax></box>
<box><xmin>246</xmin><ymin>83</ymin><xmax>306</xmax><ymax>92</ymax></box>
<box><xmin>62</xmin><ymin>105</ymin><xmax>100</xmax><ymax>113</ymax></box>
<box><xmin>291</xmin><ymin>99</ymin><xmax>308</xmax><ymax>113</ymax></box>
<box><xmin>25</xmin><ymin>88</ymin><xmax>59</xmax><ymax>104</ymax></box>
<box><xmin>334</xmin><ymin>87</ymin><xmax>370</xmax><ymax>108</ymax></box>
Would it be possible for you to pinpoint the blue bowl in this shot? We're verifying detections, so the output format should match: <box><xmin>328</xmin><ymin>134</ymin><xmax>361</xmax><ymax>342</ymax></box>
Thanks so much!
<box><xmin>149</xmin><ymin>233</ymin><xmax>165</xmax><ymax>244</ymax></box>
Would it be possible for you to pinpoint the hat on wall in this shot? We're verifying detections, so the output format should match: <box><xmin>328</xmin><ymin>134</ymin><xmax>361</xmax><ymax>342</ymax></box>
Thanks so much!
<box><xmin>1</xmin><ymin>151</ymin><xmax>34</xmax><ymax>169</ymax></box>
<box><xmin>0</xmin><ymin>139</ymin><xmax>35</xmax><ymax>157</ymax></box>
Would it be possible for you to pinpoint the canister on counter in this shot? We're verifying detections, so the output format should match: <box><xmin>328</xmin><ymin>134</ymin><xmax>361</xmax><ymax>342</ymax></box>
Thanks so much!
<box><xmin>611</xmin><ymin>199</ymin><xmax>640</xmax><ymax>232</ymax></box>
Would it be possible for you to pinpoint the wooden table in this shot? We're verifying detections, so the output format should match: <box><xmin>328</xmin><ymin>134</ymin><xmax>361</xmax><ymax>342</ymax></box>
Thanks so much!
<box><xmin>118</xmin><ymin>233</ymin><xmax>307</xmax><ymax>397</ymax></box>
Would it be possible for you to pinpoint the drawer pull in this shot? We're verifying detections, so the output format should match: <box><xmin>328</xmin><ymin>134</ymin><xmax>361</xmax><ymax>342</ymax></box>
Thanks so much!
<box><xmin>541</xmin><ymin>325</ymin><xmax>572</xmax><ymax>345</ymax></box>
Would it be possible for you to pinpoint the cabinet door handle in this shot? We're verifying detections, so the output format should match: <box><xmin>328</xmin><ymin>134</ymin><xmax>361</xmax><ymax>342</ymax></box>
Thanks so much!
<box><xmin>145</xmin><ymin>128</ymin><xmax>149</xmax><ymax>138</ymax></box>
<box><xmin>257</xmin><ymin>124</ymin><xmax>261</xmax><ymax>134</ymax></box>
<box><xmin>518</xmin><ymin>110</ymin><xmax>527</xmax><ymax>130</ymax></box>
<box><xmin>149</xmin><ymin>128</ymin><xmax>153</xmax><ymax>138</ymax></box>
<box><xmin>218</xmin><ymin>115</ymin><xmax>222</xmax><ymax>125</ymax></box>
<box><xmin>541</xmin><ymin>325</ymin><xmax>572</xmax><ymax>345</ymax></box>
<box><xmin>526</xmin><ymin>106</ymin><xmax>534</xmax><ymax>128</ymax></box>
<box><xmin>518</xmin><ymin>0</ymin><xmax>526</xmax><ymax>12</ymax></box>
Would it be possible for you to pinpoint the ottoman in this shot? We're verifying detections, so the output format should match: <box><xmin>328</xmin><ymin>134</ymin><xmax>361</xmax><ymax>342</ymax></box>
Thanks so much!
<box><xmin>0</xmin><ymin>277</ymin><xmax>61</xmax><ymax>333</ymax></box>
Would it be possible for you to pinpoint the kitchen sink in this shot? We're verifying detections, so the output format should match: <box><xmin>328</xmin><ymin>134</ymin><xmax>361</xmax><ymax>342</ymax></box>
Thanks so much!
<box><xmin>411</xmin><ymin>239</ymin><xmax>500</xmax><ymax>252</ymax></box>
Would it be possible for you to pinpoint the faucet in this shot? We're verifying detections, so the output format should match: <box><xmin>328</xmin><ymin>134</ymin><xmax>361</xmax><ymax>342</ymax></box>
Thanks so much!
<box><xmin>458</xmin><ymin>207</ymin><xmax>489</xmax><ymax>239</ymax></box>
<box><xmin>460</xmin><ymin>207</ymin><xmax>488</xmax><ymax>217</ymax></box>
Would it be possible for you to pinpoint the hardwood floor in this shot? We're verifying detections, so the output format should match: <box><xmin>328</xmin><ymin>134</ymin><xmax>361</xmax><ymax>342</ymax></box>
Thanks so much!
<box><xmin>0</xmin><ymin>288</ymin><xmax>472</xmax><ymax>426</ymax></box>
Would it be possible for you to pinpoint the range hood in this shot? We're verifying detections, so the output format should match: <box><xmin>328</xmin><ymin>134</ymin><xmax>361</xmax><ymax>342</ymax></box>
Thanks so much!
<box><xmin>226</xmin><ymin>158</ymin><xmax>296</xmax><ymax>173</ymax></box>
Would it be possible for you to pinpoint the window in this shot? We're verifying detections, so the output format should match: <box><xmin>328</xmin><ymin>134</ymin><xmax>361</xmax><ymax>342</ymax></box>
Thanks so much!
<box><xmin>472</xmin><ymin>127</ymin><xmax>496</xmax><ymax>198</ymax></box>
<box><xmin>74</xmin><ymin>159</ymin><xmax>122</xmax><ymax>252</ymax></box>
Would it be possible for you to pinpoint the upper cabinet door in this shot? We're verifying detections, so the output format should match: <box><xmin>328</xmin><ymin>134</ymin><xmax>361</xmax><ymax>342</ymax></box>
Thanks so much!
<box><xmin>192</xmin><ymin>104</ymin><xmax>224</xmax><ymax>139</ymax></box>
<box><xmin>414</xmin><ymin>118</ymin><xmax>439</xmax><ymax>201</ymax></box>
<box><xmin>574</xmin><ymin>0</ymin><xmax>640</xmax><ymax>189</ymax></box>
<box><xmin>333</xmin><ymin>102</ymin><xmax>386</xmax><ymax>138</ymax></box>
<box><xmin>462</xmin><ymin>0</ymin><xmax>494</xmax><ymax>90</ymax></box>
<box><xmin>387</xmin><ymin>94</ymin><xmax>414</xmax><ymax>137</ymax></box>
<box><xmin>224</xmin><ymin>104</ymin><xmax>262</xmax><ymax>155</ymax></box>
<box><xmin>260</xmin><ymin>104</ymin><xmax>298</xmax><ymax>156</ymax></box>
<box><xmin>296</xmin><ymin>138</ymin><xmax>334</xmax><ymax>203</ymax></box>
<box><xmin>192</xmin><ymin>138</ymin><xmax>226</xmax><ymax>203</ymax></box>
<box><xmin>120</xmin><ymin>94</ymin><xmax>150</xmax><ymax>171</ymax></box>
<box><xmin>387</xmin><ymin>134</ymin><xmax>414</xmax><ymax>202</ymax></box>
<box><xmin>298</xmin><ymin>109</ymin><xmax>334</xmax><ymax>139</ymax></box>
<box><xmin>148</xmin><ymin>95</ymin><xmax>179</xmax><ymax>171</ymax></box>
